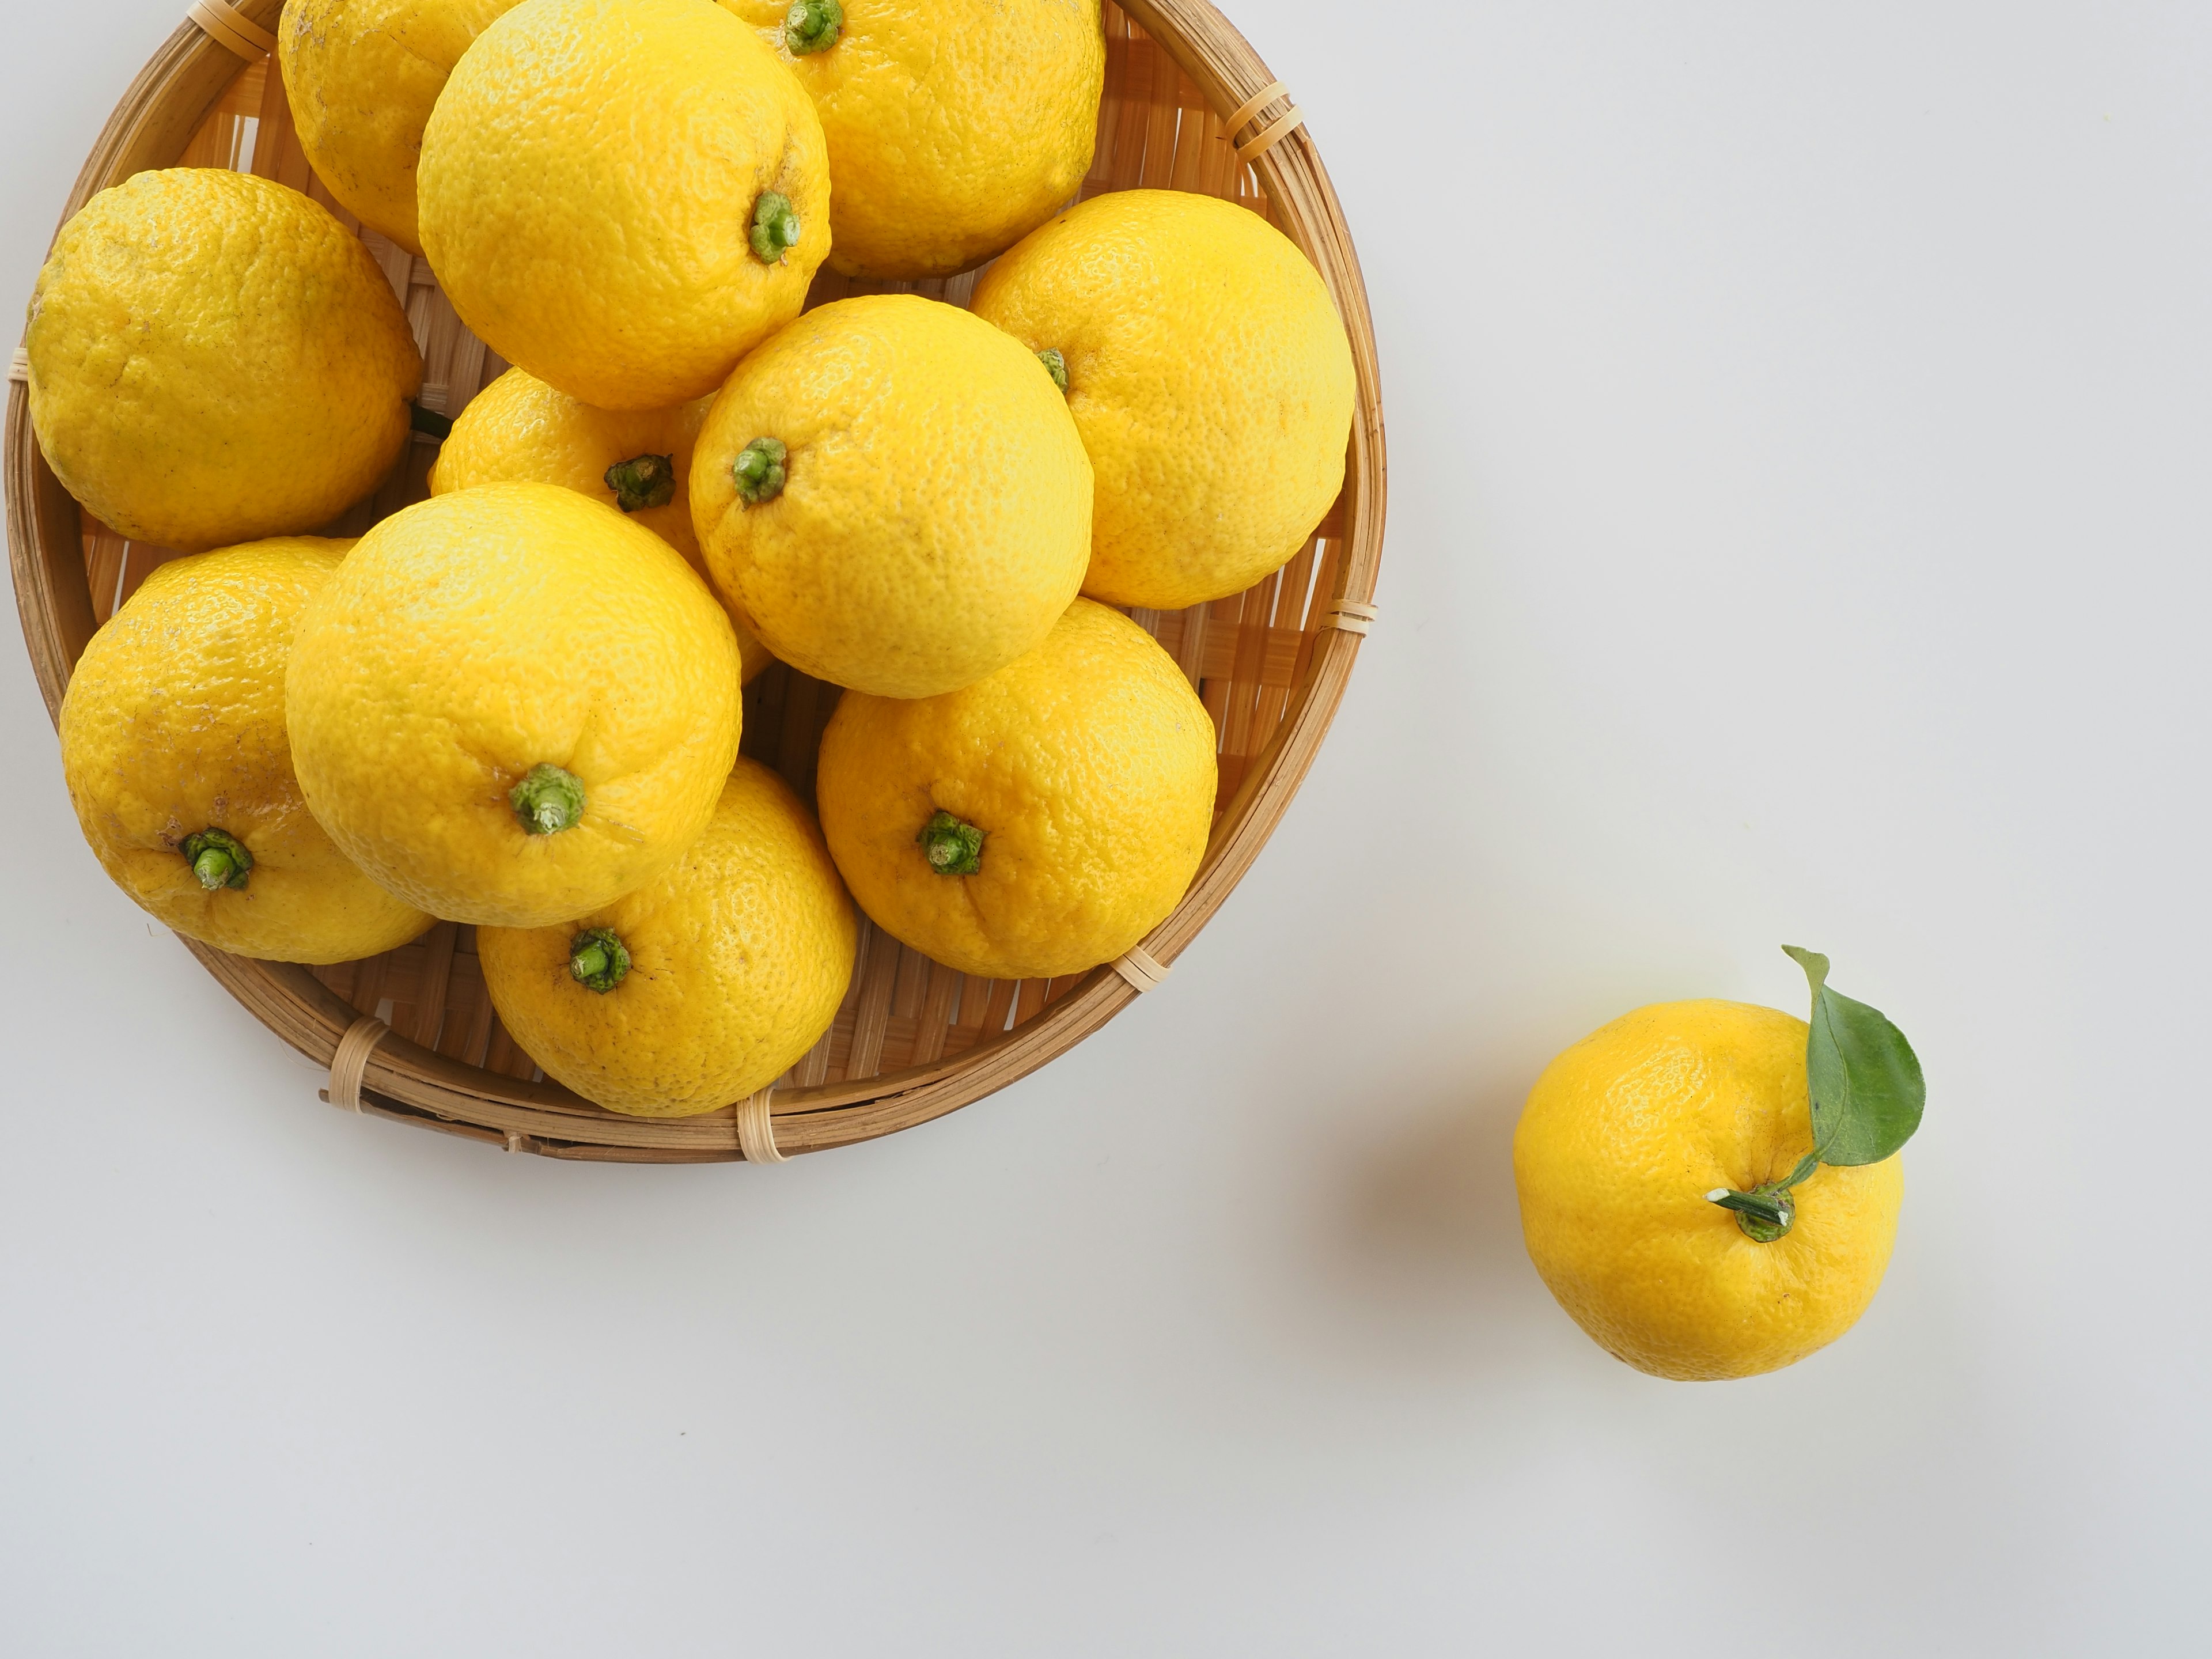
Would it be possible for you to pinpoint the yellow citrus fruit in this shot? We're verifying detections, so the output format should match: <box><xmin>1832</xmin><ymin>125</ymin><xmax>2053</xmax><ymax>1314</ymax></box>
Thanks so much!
<box><xmin>1513</xmin><ymin>1000</ymin><xmax>1904</xmax><ymax>1381</ymax></box>
<box><xmin>285</xmin><ymin>482</ymin><xmax>742</xmax><ymax>928</ymax></box>
<box><xmin>278</xmin><ymin>0</ymin><xmax>521</xmax><ymax>255</ymax></box>
<box><xmin>971</xmin><ymin>188</ymin><xmax>1357</xmax><ymax>610</ymax></box>
<box><xmin>722</xmin><ymin>0</ymin><xmax>1103</xmax><ymax>279</ymax></box>
<box><xmin>24</xmin><ymin>169</ymin><xmax>421</xmax><ymax>551</ymax></box>
<box><xmin>59</xmin><ymin>539</ymin><xmax>434</xmax><ymax>964</ymax></box>
<box><xmin>691</xmin><ymin>294</ymin><xmax>1092</xmax><ymax>699</ymax></box>
<box><xmin>816</xmin><ymin>599</ymin><xmax>1214</xmax><ymax>980</ymax></box>
<box><xmin>419</xmin><ymin>0</ymin><xmax>830</xmax><ymax>410</ymax></box>
<box><xmin>429</xmin><ymin>368</ymin><xmax>775</xmax><ymax>683</ymax></box>
<box><xmin>479</xmin><ymin>757</ymin><xmax>855</xmax><ymax>1116</ymax></box>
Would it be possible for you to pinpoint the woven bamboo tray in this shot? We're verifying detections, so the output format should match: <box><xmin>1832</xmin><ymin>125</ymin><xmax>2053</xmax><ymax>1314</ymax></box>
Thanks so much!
<box><xmin>5</xmin><ymin>0</ymin><xmax>1385</xmax><ymax>1162</ymax></box>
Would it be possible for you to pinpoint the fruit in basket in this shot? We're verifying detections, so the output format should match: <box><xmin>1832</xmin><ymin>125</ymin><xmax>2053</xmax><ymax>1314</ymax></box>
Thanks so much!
<box><xmin>278</xmin><ymin>0</ymin><xmax>521</xmax><ymax>255</ymax></box>
<box><xmin>418</xmin><ymin>0</ymin><xmax>830</xmax><ymax>410</ymax></box>
<box><xmin>724</xmin><ymin>0</ymin><xmax>1104</xmax><ymax>280</ymax></box>
<box><xmin>971</xmin><ymin>189</ymin><xmax>1357</xmax><ymax>610</ymax></box>
<box><xmin>285</xmin><ymin>482</ymin><xmax>741</xmax><ymax>928</ymax></box>
<box><xmin>816</xmin><ymin>599</ymin><xmax>1214</xmax><ymax>980</ymax></box>
<box><xmin>479</xmin><ymin>757</ymin><xmax>855</xmax><ymax>1116</ymax></box>
<box><xmin>58</xmin><ymin>539</ymin><xmax>435</xmax><ymax>964</ymax></box>
<box><xmin>22</xmin><ymin>169</ymin><xmax>421</xmax><ymax>551</ymax></box>
<box><xmin>429</xmin><ymin>368</ymin><xmax>775</xmax><ymax>684</ymax></box>
<box><xmin>691</xmin><ymin>294</ymin><xmax>1091</xmax><ymax>699</ymax></box>
<box><xmin>1513</xmin><ymin>953</ymin><xmax>1923</xmax><ymax>1380</ymax></box>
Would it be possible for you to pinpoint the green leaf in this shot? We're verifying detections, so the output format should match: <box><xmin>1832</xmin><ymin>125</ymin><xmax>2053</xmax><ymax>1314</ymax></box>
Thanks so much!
<box><xmin>1783</xmin><ymin>945</ymin><xmax>1925</xmax><ymax>1166</ymax></box>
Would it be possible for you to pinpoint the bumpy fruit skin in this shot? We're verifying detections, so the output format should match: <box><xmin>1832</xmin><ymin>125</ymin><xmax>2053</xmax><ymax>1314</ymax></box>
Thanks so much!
<box><xmin>285</xmin><ymin>482</ymin><xmax>741</xmax><ymax>929</ymax></box>
<box><xmin>971</xmin><ymin>189</ymin><xmax>1356</xmax><ymax>610</ymax></box>
<box><xmin>480</xmin><ymin>758</ymin><xmax>856</xmax><ymax>1116</ymax></box>
<box><xmin>24</xmin><ymin>169</ymin><xmax>421</xmax><ymax>551</ymax></box>
<box><xmin>691</xmin><ymin>294</ymin><xmax>1092</xmax><ymax>699</ymax></box>
<box><xmin>279</xmin><ymin>0</ymin><xmax>520</xmax><ymax>254</ymax></box>
<box><xmin>816</xmin><ymin>600</ymin><xmax>1214</xmax><ymax>980</ymax></box>
<box><xmin>430</xmin><ymin>368</ymin><xmax>775</xmax><ymax>683</ymax></box>
<box><xmin>1513</xmin><ymin>1000</ymin><xmax>1904</xmax><ymax>1381</ymax></box>
<box><xmin>59</xmin><ymin>539</ymin><xmax>435</xmax><ymax>964</ymax></box>
<box><xmin>418</xmin><ymin>0</ymin><xmax>830</xmax><ymax>410</ymax></box>
<box><xmin>722</xmin><ymin>0</ymin><xmax>1103</xmax><ymax>280</ymax></box>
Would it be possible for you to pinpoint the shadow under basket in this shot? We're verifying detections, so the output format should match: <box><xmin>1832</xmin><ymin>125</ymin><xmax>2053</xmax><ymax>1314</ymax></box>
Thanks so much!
<box><xmin>4</xmin><ymin>0</ymin><xmax>1385</xmax><ymax>1163</ymax></box>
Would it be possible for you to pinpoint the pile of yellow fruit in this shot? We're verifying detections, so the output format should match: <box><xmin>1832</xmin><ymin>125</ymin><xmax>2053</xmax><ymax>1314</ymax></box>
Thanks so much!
<box><xmin>22</xmin><ymin>0</ymin><xmax>1357</xmax><ymax>1119</ymax></box>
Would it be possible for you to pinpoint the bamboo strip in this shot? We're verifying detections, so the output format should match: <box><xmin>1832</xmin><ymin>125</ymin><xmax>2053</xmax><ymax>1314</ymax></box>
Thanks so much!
<box><xmin>736</xmin><ymin>1090</ymin><xmax>786</xmax><ymax>1163</ymax></box>
<box><xmin>320</xmin><ymin>1015</ymin><xmax>389</xmax><ymax>1113</ymax></box>
<box><xmin>1235</xmin><ymin>105</ymin><xmax>1305</xmax><ymax>166</ymax></box>
<box><xmin>186</xmin><ymin>0</ymin><xmax>275</xmax><ymax>60</ymax></box>
<box><xmin>1111</xmin><ymin>945</ymin><xmax>1171</xmax><ymax>993</ymax></box>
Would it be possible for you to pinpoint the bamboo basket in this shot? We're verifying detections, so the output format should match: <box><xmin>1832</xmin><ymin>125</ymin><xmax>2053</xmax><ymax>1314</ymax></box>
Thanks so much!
<box><xmin>4</xmin><ymin>0</ymin><xmax>1385</xmax><ymax>1162</ymax></box>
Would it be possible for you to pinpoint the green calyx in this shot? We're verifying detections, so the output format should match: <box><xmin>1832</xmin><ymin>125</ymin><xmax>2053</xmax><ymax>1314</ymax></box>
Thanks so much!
<box><xmin>733</xmin><ymin>436</ymin><xmax>788</xmax><ymax>503</ymax></box>
<box><xmin>569</xmin><ymin>927</ymin><xmax>631</xmax><ymax>994</ymax></box>
<box><xmin>1705</xmin><ymin>946</ymin><xmax>1927</xmax><ymax>1243</ymax></box>
<box><xmin>510</xmin><ymin>764</ymin><xmax>585</xmax><ymax>835</ymax></box>
<box><xmin>1707</xmin><ymin>1153</ymin><xmax>1818</xmax><ymax>1243</ymax></box>
<box><xmin>1037</xmin><ymin>348</ymin><xmax>1069</xmax><ymax>393</ymax></box>
<box><xmin>916</xmin><ymin>810</ymin><xmax>983</xmax><ymax>876</ymax></box>
<box><xmin>749</xmin><ymin>191</ymin><xmax>802</xmax><ymax>263</ymax></box>
<box><xmin>605</xmin><ymin>452</ymin><xmax>676</xmax><ymax>513</ymax></box>
<box><xmin>784</xmin><ymin>0</ymin><xmax>842</xmax><ymax>54</ymax></box>
<box><xmin>180</xmin><ymin>828</ymin><xmax>252</xmax><ymax>892</ymax></box>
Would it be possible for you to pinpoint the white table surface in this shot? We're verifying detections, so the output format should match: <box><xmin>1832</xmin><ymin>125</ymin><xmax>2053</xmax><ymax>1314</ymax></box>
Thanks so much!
<box><xmin>5</xmin><ymin>3</ymin><xmax>2205</xmax><ymax>1652</ymax></box>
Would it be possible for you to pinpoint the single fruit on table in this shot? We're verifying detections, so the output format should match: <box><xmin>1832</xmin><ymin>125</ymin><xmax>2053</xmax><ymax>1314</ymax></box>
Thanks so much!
<box><xmin>816</xmin><ymin>599</ymin><xmax>1215</xmax><ymax>980</ymax></box>
<box><xmin>430</xmin><ymin>367</ymin><xmax>775</xmax><ymax>683</ymax></box>
<box><xmin>723</xmin><ymin>0</ymin><xmax>1103</xmax><ymax>280</ymax></box>
<box><xmin>23</xmin><ymin>169</ymin><xmax>421</xmax><ymax>550</ymax></box>
<box><xmin>1514</xmin><ymin>964</ymin><xmax>1922</xmax><ymax>1381</ymax></box>
<box><xmin>419</xmin><ymin>0</ymin><xmax>830</xmax><ymax>409</ymax></box>
<box><xmin>278</xmin><ymin>0</ymin><xmax>521</xmax><ymax>255</ymax></box>
<box><xmin>971</xmin><ymin>189</ymin><xmax>1357</xmax><ymax>611</ymax></box>
<box><xmin>691</xmin><ymin>294</ymin><xmax>1092</xmax><ymax>699</ymax></box>
<box><xmin>58</xmin><ymin>539</ymin><xmax>434</xmax><ymax>964</ymax></box>
<box><xmin>479</xmin><ymin>757</ymin><xmax>857</xmax><ymax>1117</ymax></box>
<box><xmin>285</xmin><ymin>482</ymin><xmax>741</xmax><ymax>928</ymax></box>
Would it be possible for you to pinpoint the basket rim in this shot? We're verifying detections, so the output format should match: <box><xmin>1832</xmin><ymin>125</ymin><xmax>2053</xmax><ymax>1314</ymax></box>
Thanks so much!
<box><xmin>3</xmin><ymin>0</ymin><xmax>1387</xmax><ymax>1162</ymax></box>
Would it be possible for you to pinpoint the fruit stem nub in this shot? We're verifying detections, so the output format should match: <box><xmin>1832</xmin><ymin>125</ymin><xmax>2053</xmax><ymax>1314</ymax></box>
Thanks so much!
<box><xmin>733</xmin><ymin>437</ymin><xmax>788</xmax><ymax>503</ymax></box>
<box><xmin>510</xmin><ymin>764</ymin><xmax>585</xmax><ymax>835</ymax></box>
<box><xmin>917</xmin><ymin>810</ymin><xmax>984</xmax><ymax>876</ymax></box>
<box><xmin>1037</xmin><ymin>349</ymin><xmax>1070</xmax><ymax>393</ymax></box>
<box><xmin>1707</xmin><ymin>1152</ymin><xmax>1820</xmax><ymax>1243</ymax></box>
<box><xmin>570</xmin><ymin>927</ymin><xmax>631</xmax><ymax>993</ymax></box>
<box><xmin>785</xmin><ymin>0</ymin><xmax>842</xmax><ymax>55</ymax></box>
<box><xmin>605</xmin><ymin>452</ymin><xmax>676</xmax><ymax>513</ymax></box>
<box><xmin>750</xmin><ymin>192</ymin><xmax>802</xmax><ymax>263</ymax></box>
<box><xmin>180</xmin><ymin>828</ymin><xmax>252</xmax><ymax>891</ymax></box>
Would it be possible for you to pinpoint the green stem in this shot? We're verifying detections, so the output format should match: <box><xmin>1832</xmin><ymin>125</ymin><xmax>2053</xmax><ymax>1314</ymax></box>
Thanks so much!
<box><xmin>1037</xmin><ymin>348</ymin><xmax>1070</xmax><ymax>393</ymax></box>
<box><xmin>1706</xmin><ymin>1152</ymin><xmax>1820</xmax><ymax>1243</ymax></box>
<box><xmin>180</xmin><ymin>828</ymin><xmax>252</xmax><ymax>891</ymax></box>
<box><xmin>569</xmin><ymin>926</ymin><xmax>631</xmax><ymax>993</ymax></box>
<box><xmin>784</xmin><ymin>0</ymin><xmax>842</xmax><ymax>54</ymax></box>
<box><xmin>510</xmin><ymin>764</ymin><xmax>585</xmax><ymax>835</ymax></box>
<box><xmin>916</xmin><ymin>810</ymin><xmax>983</xmax><ymax>876</ymax></box>
<box><xmin>749</xmin><ymin>192</ymin><xmax>802</xmax><ymax>263</ymax></box>
<box><xmin>605</xmin><ymin>452</ymin><xmax>676</xmax><ymax>513</ymax></box>
<box><xmin>732</xmin><ymin>436</ymin><xmax>788</xmax><ymax>503</ymax></box>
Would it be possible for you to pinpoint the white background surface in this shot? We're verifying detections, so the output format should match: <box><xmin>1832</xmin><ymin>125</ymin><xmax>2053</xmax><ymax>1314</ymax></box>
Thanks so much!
<box><xmin>3</xmin><ymin>2</ymin><xmax>2206</xmax><ymax>1652</ymax></box>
